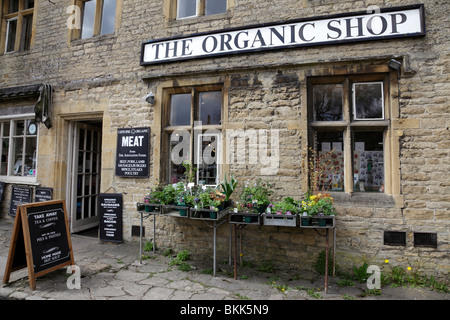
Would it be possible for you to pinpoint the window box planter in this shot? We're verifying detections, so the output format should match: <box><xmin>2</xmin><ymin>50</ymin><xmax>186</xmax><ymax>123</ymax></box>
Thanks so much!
<box><xmin>190</xmin><ymin>206</ymin><xmax>230</xmax><ymax>221</ymax></box>
<box><xmin>145</xmin><ymin>204</ymin><xmax>161</xmax><ymax>213</ymax></box>
<box><xmin>300</xmin><ymin>215</ymin><xmax>335</xmax><ymax>228</ymax></box>
<box><xmin>229</xmin><ymin>211</ymin><xmax>261</xmax><ymax>225</ymax></box>
<box><xmin>262</xmin><ymin>213</ymin><xmax>297</xmax><ymax>227</ymax></box>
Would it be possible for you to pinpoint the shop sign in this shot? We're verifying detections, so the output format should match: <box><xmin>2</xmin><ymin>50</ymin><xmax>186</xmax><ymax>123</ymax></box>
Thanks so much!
<box><xmin>141</xmin><ymin>4</ymin><xmax>425</xmax><ymax>65</ymax></box>
<box><xmin>99</xmin><ymin>193</ymin><xmax>123</xmax><ymax>243</ymax></box>
<box><xmin>116</xmin><ymin>127</ymin><xmax>150</xmax><ymax>177</ymax></box>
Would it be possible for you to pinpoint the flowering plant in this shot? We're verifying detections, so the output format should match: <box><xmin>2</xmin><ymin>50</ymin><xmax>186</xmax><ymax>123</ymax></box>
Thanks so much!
<box><xmin>233</xmin><ymin>201</ymin><xmax>259</xmax><ymax>214</ymax></box>
<box><xmin>144</xmin><ymin>186</ymin><xmax>164</xmax><ymax>205</ymax></box>
<box><xmin>268</xmin><ymin>197</ymin><xmax>299</xmax><ymax>215</ymax></box>
<box><xmin>301</xmin><ymin>193</ymin><xmax>336</xmax><ymax>216</ymax></box>
<box><xmin>240</xmin><ymin>179</ymin><xmax>274</xmax><ymax>207</ymax></box>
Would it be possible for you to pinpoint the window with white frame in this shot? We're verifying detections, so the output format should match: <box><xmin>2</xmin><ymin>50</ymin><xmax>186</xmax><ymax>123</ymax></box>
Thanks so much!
<box><xmin>163</xmin><ymin>86</ymin><xmax>223</xmax><ymax>185</ymax></box>
<box><xmin>0</xmin><ymin>118</ymin><xmax>38</xmax><ymax>181</ymax></box>
<box><xmin>176</xmin><ymin>0</ymin><xmax>227</xmax><ymax>19</ymax></box>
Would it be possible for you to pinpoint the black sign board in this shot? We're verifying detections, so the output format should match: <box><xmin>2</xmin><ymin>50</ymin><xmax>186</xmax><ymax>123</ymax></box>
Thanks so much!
<box><xmin>35</xmin><ymin>187</ymin><xmax>53</xmax><ymax>202</ymax></box>
<box><xmin>115</xmin><ymin>127</ymin><xmax>150</xmax><ymax>177</ymax></box>
<box><xmin>9</xmin><ymin>185</ymin><xmax>32</xmax><ymax>216</ymax></box>
<box><xmin>3</xmin><ymin>200</ymin><xmax>75</xmax><ymax>290</ymax></box>
<box><xmin>99</xmin><ymin>193</ymin><xmax>123</xmax><ymax>243</ymax></box>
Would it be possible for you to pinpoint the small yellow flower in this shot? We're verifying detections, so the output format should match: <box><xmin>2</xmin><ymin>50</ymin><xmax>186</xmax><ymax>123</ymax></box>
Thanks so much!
<box><xmin>240</xmin><ymin>253</ymin><xmax>243</xmax><ymax>257</ymax></box>
<box><xmin>281</xmin><ymin>288</ymin><xmax>285</xmax><ymax>292</ymax></box>
<box><xmin>384</xmin><ymin>259</ymin><xmax>389</xmax><ymax>264</ymax></box>
<box><xmin>407</xmin><ymin>266</ymin><xmax>412</xmax><ymax>271</ymax></box>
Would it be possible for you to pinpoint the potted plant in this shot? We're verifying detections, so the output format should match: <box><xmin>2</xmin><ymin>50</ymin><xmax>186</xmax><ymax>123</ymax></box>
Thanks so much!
<box><xmin>263</xmin><ymin>197</ymin><xmax>299</xmax><ymax>227</ymax></box>
<box><xmin>220</xmin><ymin>173</ymin><xmax>237</xmax><ymax>207</ymax></box>
<box><xmin>300</xmin><ymin>193</ymin><xmax>336</xmax><ymax>227</ymax></box>
<box><xmin>240</xmin><ymin>178</ymin><xmax>274</xmax><ymax>213</ymax></box>
<box><xmin>176</xmin><ymin>193</ymin><xmax>188</xmax><ymax>216</ymax></box>
<box><xmin>144</xmin><ymin>186</ymin><xmax>164</xmax><ymax>212</ymax></box>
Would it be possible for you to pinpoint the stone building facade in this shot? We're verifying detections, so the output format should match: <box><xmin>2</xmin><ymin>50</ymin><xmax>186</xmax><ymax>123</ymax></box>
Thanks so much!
<box><xmin>0</xmin><ymin>0</ymin><xmax>448</xmax><ymax>279</ymax></box>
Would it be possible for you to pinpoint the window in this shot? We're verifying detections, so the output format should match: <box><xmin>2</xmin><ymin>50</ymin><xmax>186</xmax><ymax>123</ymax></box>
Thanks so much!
<box><xmin>163</xmin><ymin>86</ymin><xmax>223</xmax><ymax>185</ymax></box>
<box><xmin>0</xmin><ymin>118</ymin><xmax>38</xmax><ymax>182</ymax></box>
<box><xmin>73</xmin><ymin>0</ymin><xmax>117</xmax><ymax>39</ymax></box>
<box><xmin>1</xmin><ymin>0</ymin><xmax>34</xmax><ymax>53</ymax></box>
<box><xmin>176</xmin><ymin>0</ymin><xmax>227</xmax><ymax>19</ymax></box>
<box><xmin>308</xmin><ymin>74</ymin><xmax>388</xmax><ymax>193</ymax></box>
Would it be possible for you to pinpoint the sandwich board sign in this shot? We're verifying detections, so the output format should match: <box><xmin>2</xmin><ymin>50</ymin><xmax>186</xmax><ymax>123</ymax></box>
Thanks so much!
<box><xmin>3</xmin><ymin>200</ymin><xmax>75</xmax><ymax>290</ymax></box>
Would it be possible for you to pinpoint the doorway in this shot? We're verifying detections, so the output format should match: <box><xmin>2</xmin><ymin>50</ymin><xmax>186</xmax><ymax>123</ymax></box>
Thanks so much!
<box><xmin>67</xmin><ymin>120</ymin><xmax>102</xmax><ymax>233</ymax></box>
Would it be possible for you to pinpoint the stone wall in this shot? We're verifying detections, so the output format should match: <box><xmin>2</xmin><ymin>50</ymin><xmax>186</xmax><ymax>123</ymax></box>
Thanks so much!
<box><xmin>0</xmin><ymin>0</ymin><xmax>448</xmax><ymax>280</ymax></box>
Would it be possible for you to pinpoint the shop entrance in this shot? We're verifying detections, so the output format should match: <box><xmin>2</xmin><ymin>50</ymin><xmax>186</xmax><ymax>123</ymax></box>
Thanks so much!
<box><xmin>67</xmin><ymin>120</ymin><xmax>102</xmax><ymax>233</ymax></box>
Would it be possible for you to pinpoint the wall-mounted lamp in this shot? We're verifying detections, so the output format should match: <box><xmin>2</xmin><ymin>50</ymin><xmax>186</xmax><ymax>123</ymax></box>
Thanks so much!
<box><xmin>144</xmin><ymin>92</ymin><xmax>155</xmax><ymax>104</ymax></box>
<box><xmin>388</xmin><ymin>59</ymin><xmax>402</xmax><ymax>71</ymax></box>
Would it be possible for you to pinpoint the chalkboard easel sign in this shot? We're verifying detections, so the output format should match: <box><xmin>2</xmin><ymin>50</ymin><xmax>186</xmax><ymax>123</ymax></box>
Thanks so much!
<box><xmin>3</xmin><ymin>200</ymin><xmax>75</xmax><ymax>290</ymax></box>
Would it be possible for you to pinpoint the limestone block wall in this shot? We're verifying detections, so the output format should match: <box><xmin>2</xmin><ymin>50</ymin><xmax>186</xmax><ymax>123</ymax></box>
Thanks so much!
<box><xmin>0</xmin><ymin>0</ymin><xmax>448</xmax><ymax>280</ymax></box>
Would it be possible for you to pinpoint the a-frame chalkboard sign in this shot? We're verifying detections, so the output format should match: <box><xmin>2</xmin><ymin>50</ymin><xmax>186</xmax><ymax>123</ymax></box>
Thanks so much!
<box><xmin>3</xmin><ymin>200</ymin><xmax>75</xmax><ymax>290</ymax></box>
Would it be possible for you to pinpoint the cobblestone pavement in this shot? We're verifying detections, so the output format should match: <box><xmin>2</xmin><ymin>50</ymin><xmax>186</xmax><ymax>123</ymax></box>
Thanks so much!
<box><xmin>1</xmin><ymin>219</ymin><xmax>448</xmax><ymax>302</ymax></box>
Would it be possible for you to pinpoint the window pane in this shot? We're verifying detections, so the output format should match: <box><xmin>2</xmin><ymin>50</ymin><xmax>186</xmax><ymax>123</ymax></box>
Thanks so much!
<box><xmin>169</xmin><ymin>134</ymin><xmax>189</xmax><ymax>183</ymax></box>
<box><xmin>313</xmin><ymin>131</ymin><xmax>344</xmax><ymax>192</ymax></box>
<box><xmin>81</xmin><ymin>0</ymin><xmax>96</xmax><ymax>39</ymax></box>
<box><xmin>199</xmin><ymin>91</ymin><xmax>221</xmax><ymax>125</ymax></box>
<box><xmin>3</xmin><ymin>122</ymin><xmax>10</xmax><ymax>137</ymax></box>
<box><xmin>170</xmin><ymin>93</ymin><xmax>191</xmax><ymax>126</ymax></box>
<box><xmin>205</xmin><ymin>0</ymin><xmax>226</xmax><ymax>15</ymax></box>
<box><xmin>100</xmin><ymin>0</ymin><xmax>116</xmax><ymax>35</ymax></box>
<box><xmin>6</xmin><ymin>19</ymin><xmax>17</xmax><ymax>53</ymax></box>
<box><xmin>24</xmin><ymin>0</ymin><xmax>34</xmax><ymax>9</ymax></box>
<box><xmin>24</xmin><ymin>137</ymin><xmax>36</xmax><ymax>176</ymax></box>
<box><xmin>353</xmin><ymin>131</ymin><xmax>384</xmax><ymax>192</ymax></box>
<box><xmin>20</xmin><ymin>14</ymin><xmax>33</xmax><ymax>51</ymax></box>
<box><xmin>177</xmin><ymin>0</ymin><xmax>197</xmax><ymax>18</ymax></box>
<box><xmin>313</xmin><ymin>84</ymin><xmax>343</xmax><ymax>121</ymax></box>
<box><xmin>9</xmin><ymin>0</ymin><xmax>19</xmax><ymax>13</ymax></box>
<box><xmin>197</xmin><ymin>134</ymin><xmax>219</xmax><ymax>185</ymax></box>
<box><xmin>353</xmin><ymin>82</ymin><xmax>384</xmax><ymax>120</ymax></box>
<box><xmin>12</xmin><ymin>137</ymin><xmax>23</xmax><ymax>176</ymax></box>
<box><xmin>14</xmin><ymin>120</ymin><xmax>24</xmax><ymax>136</ymax></box>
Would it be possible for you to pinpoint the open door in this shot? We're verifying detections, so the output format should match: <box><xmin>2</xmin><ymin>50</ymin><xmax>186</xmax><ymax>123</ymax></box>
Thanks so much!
<box><xmin>68</xmin><ymin>121</ymin><xmax>102</xmax><ymax>233</ymax></box>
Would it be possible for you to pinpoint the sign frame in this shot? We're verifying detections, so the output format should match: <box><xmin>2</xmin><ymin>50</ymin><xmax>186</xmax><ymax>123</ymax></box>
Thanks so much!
<box><xmin>115</xmin><ymin>127</ymin><xmax>150</xmax><ymax>178</ymax></box>
<box><xmin>141</xmin><ymin>4</ymin><xmax>425</xmax><ymax>65</ymax></box>
<box><xmin>99</xmin><ymin>193</ymin><xmax>123</xmax><ymax>243</ymax></box>
<box><xmin>3</xmin><ymin>200</ymin><xmax>75</xmax><ymax>290</ymax></box>
<box><xmin>9</xmin><ymin>185</ymin><xmax>32</xmax><ymax>216</ymax></box>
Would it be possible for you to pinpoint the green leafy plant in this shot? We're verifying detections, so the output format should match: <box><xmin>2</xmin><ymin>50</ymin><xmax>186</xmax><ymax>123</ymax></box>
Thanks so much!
<box><xmin>176</xmin><ymin>249</ymin><xmax>190</xmax><ymax>261</ymax></box>
<box><xmin>312</xmin><ymin>250</ymin><xmax>336</xmax><ymax>275</ymax></box>
<box><xmin>353</xmin><ymin>262</ymin><xmax>370</xmax><ymax>283</ymax></box>
<box><xmin>240</xmin><ymin>179</ymin><xmax>274</xmax><ymax>208</ymax></box>
<box><xmin>268</xmin><ymin>197</ymin><xmax>299</xmax><ymax>215</ymax></box>
<box><xmin>144</xmin><ymin>186</ymin><xmax>164</xmax><ymax>204</ymax></box>
<box><xmin>301</xmin><ymin>193</ymin><xmax>336</xmax><ymax>216</ymax></box>
<box><xmin>220</xmin><ymin>173</ymin><xmax>237</xmax><ymax>201</ymax></box>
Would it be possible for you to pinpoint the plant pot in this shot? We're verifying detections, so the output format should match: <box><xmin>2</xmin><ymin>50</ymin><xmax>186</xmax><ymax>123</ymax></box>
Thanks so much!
<box><xmin>301</xmin><ymin>217</ymin><xmax>311</xmax><ymax>226</ymax></box>
<box><xmin>257</xmin><ymin>204</ymin><xmax>267</xmax><ymax>213</ymax></box>
<box><xmin>145</xmin><ymin>205</ymin><xmax>154</xmax><ymax>212</ymax></box>
<box><xmin>178</xmin><ymin>208</ymin><xmax>188</xmax><ymax>216</ymax></box>
<box><xmin>244</xmin><ymin>216</ymin><xmax>257</xmax><ymax>223</ymax></box>
<box><xmin>318</xmin><ymin>218</ymin><xmax>326</xmax><ymax>227</ymax></box>
<box><xmin>209</xmin><ymin>212</ymin><xmax>217</xmax><ymax>219</ymax></box>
